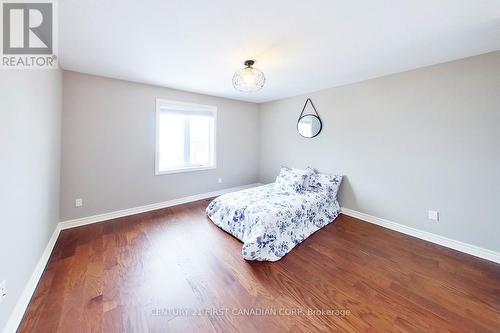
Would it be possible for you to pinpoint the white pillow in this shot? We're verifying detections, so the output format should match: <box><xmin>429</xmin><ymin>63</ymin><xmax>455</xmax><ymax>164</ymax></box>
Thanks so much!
<box><xmin>308</xmin><ymin>171</ymin><xmax>343</xmax><ymax>200</ymax></box>
<box><xmin>304</xmin><ymin>166</ymin><xmax>318</xmax><ymax>189</ymax></box>
<box><xmin>275</xmin><ymin>167</ymin><xmax>312</xmax><ymax>193</ymax></box>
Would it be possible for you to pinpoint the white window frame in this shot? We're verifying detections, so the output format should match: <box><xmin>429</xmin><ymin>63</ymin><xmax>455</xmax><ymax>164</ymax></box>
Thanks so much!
<box><xmin>155</xmin><ymin>98</ymin><xmax>217</xmax><ymax>175</ymax></box>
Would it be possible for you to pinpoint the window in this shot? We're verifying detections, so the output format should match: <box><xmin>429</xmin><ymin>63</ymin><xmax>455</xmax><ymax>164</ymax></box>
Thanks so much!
<box><xmin>155</xmin><ymin>99</ymin><xmax>216</xmax><ymax>174</ymax></box>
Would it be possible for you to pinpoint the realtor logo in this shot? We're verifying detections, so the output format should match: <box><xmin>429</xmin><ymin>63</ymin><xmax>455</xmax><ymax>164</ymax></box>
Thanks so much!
<box><xmin>1</xmin><ymin>0</ymin><xmax>57</xmax><ymax>69</ymax></box>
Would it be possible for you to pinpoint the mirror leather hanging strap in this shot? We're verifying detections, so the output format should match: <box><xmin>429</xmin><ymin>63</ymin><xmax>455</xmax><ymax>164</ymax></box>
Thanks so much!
<box><xmin>299</xmin><ymin>98</ymin><xmax>320</xmax><ymax>118</ymax></box>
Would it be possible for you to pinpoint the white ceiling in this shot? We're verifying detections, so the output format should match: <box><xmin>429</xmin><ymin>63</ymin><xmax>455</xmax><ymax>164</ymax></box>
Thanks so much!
<box><xmin>59</xmin><ymin>0</ymin><xmax>500</xmax><ymax>103</ymax></box>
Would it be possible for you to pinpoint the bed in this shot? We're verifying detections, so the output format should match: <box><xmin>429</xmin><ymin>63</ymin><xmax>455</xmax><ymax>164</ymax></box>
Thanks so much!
<box><xmin>206</xmin><ymin>168</ymin><xmax>342</xmax><ymax>261</ymax></box>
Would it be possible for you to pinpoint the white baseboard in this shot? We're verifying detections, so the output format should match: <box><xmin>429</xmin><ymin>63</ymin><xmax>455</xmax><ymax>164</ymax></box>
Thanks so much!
<box><xmin>3</xmin><ymin>183</ymin><xmax>262</xmax><ymax>333</ymax></box>
<box><xmin>341</xmin><ymin>207</ymin><xmax>500</xmax><ymax>264</ymax></box>
<box><xmin>3</xmin><ymin>224</ymin><xmax>62</xmax><ymax>333</ymax></box>
<box><xmin>59</xmin><ymin>183</ymin><xmax>262</xmax><ymax>230</ymax></box>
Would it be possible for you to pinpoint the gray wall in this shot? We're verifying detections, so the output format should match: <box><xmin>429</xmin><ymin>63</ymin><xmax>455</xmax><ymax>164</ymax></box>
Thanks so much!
<box><xmin>259</xmin><ymin>51</ymin><xmax>500</xmax><ymax>252</ymax></box>
<box><xmin>0</xmin><ymin>70</ymin><xmax>62</xmax><ymax>329</ymax></box>
<box><xmin>60</xmin><ymin>71</ymin><xmax>260</xmax><ymax>220</ymax></box>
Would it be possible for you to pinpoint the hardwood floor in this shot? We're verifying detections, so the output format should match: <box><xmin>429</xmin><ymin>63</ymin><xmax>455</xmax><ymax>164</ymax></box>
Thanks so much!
<box><xmin>19</xmin><ymin>199</ymin><xmax>500</xmax><ymax>332</ymax></box>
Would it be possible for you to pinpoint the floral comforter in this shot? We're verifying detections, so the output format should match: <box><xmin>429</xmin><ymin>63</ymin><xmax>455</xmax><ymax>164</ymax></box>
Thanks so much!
<box><xmin>206</xmin><ymin>184</ymin><xmax>341</xmax><ymax>261</ymax></box>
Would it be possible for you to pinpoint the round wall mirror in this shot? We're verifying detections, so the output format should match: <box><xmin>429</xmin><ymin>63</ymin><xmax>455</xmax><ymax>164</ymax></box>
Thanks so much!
<box><xmin>297</xmin><ymin>114</ymin><xmax>322</xmax><ymax>138</ymax></box>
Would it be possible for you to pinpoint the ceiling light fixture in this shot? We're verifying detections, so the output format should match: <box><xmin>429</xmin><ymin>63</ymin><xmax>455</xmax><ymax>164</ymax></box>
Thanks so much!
<box><xmin>232</xmin><ymin>60</ymin><xmax>265</xmax><ymax>92</ymax></box>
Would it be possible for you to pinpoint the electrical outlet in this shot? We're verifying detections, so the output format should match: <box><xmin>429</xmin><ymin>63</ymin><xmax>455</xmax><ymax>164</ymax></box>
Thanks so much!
<box><xmin>218</xmin><ymin>178</ymin><xmax>222</xmax><ymax>183</ymax></box>
<box><xmin>0</xmin><ymin>280</ymin><xmax>7</xmax><ymax>304</ymax></box>
<box><xmin>428</xmin><ymin>210</ymin><xmax>439</xmax><ymax>221</ymax></box>
<box><xmin>75</xmin><ymin>198</ymin><xmax>83</xmax><ymax>207</ymax></box>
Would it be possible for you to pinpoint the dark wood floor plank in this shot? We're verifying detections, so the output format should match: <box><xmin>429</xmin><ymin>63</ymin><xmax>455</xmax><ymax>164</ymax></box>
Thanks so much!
<box><xmin>18</xmin><ymin>200</ymin><xmax>500</xmax><ymax>333</ymax></box>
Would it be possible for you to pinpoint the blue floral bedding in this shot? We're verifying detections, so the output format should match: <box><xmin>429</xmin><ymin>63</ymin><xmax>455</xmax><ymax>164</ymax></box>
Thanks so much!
<box><xmin>206</xmin><ymin>183</ymin><xmax>341</xmax><ymax>261</ymax></box>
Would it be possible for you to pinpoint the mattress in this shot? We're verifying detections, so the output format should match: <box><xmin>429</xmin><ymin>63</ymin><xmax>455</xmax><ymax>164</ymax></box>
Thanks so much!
<box><xmin>206</xmin><ymin>183</ymin><xmax>341</xmax><ymax>261</ymax></box>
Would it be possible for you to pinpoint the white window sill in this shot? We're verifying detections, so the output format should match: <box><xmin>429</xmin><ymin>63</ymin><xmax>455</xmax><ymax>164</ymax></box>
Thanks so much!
<box><xmin>155</xmin><ymin>165</ymin><xmax>216</xmax><ymax>175</ymax></box>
